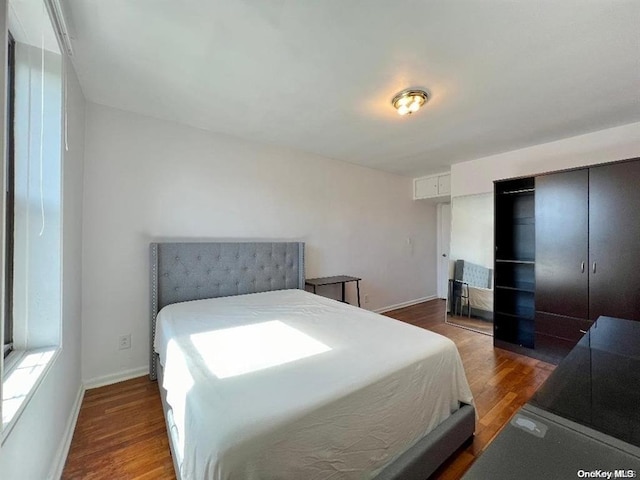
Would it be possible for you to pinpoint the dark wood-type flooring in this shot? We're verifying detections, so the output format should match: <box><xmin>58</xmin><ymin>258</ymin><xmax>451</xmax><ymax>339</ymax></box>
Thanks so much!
<box><xmin>62</xmin><ymin>299</ymin><xmax>554</xmax><ymax>479</ymax></box>
<box><xmin>445</xmin><ymin>314</ymin><xmax>493</xmax><ymax>336</ymax></box>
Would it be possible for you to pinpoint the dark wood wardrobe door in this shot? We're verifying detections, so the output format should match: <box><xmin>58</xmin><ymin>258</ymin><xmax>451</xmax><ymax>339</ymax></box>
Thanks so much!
<box><xmin>589</xmin><ymin>159</ymin><xmax>640</xmax><ymax>321</ymax></box>
<box><xmin>536</xmin><ymin>169</ymin><xmax>589</xmax><ymax>318</ymax></box>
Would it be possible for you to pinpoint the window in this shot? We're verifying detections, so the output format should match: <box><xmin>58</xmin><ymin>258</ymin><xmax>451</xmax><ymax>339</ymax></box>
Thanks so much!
<box><xmin>2</xmin><ymin>0</ymin><xmax>64</xmax><ymax>434</ymax></box>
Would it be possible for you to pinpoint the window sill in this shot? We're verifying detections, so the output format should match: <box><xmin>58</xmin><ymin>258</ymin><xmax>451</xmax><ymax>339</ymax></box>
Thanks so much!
<box><xmin>2</xmin><ymin>346</ymin><xmax>59</xmax><ymax>443</ymax></box>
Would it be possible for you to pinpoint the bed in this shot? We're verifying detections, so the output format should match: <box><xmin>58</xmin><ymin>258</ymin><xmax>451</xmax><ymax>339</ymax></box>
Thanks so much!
<box><xmin>450</xmin><ymin>260</ymin><xmax>493</xmax><ymax>321</ymax></box>
<box><xmin>150</xmin><ymin>241</ymin><xmax>475</xmax><ymax>480</ymax></box>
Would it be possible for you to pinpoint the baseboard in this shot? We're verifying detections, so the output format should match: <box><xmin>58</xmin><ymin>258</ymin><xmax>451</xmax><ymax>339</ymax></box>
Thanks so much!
<box><xmin>47</xmin><ymin>384</ymin><xmax>85</xmax><ymax>480</ymax></box>
<box><xmin>374</xmin><ymin>295</ymin><xmax>439</xmax><ymax>314</ymax></box>
<box><xmin>83</xmin><ymin>366</ymin><xmax>149</xmax><ymax>390</ymax></box>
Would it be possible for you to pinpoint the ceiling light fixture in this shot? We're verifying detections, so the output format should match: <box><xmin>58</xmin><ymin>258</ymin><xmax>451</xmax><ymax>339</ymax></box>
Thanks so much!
<box><xmin>392</xmin><ymin>89</ymin><xmax>429</xmax><ymax>115</ymax></box>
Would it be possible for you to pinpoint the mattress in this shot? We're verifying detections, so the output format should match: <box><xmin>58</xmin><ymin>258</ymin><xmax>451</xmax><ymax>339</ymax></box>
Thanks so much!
<box><xmin>468</xmin><ymin>286</ymin><xmax>493</xmax><ymax>312</ymax></box>
<box><xmin>154</xmin><ymin>289</ymin><xmax>473</xmax><ymax>480</ymax></box>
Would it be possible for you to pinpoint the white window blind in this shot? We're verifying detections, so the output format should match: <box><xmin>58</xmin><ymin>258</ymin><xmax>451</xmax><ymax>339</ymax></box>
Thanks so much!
<box><xmin>12</xmin><ymin>37</ymin><xmax>62</xmax><ymax>350</ymax></box>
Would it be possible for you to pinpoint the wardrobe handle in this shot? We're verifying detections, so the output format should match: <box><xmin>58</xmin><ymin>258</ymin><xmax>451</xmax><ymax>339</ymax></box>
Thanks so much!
<box><xmin>581</xmin><ymin>262</ymin><xmax>585</xmax><ymax>273</ymax></box>
<box><xmin>579</xmin><ymin>329</ymin><xmax>588</xmax><ymax>334</ymax></box>
<box><xmin>592</xmin><ymin>262</ymin><xmax>597</xmax><ymax>274</ymax></box>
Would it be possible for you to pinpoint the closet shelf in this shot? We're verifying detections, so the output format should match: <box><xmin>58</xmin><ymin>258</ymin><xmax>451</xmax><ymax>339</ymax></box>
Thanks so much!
<box><xmin>495</xmin><ymin>284</ymin><xmax>535</xmax><ymax>293</ymax></box>
<box><xmin>495</xmin><ymin>259</ymin><xmax>535</xmax><ymax>265</ymax></box>
<box><xmin>495</xmin><ymin>310</ymin><xmax>535</xmax><ymax>321</ymax></box>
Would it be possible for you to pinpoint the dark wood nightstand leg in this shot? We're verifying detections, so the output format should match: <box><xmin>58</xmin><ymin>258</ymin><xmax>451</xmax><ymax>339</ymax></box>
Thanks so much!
<box><xmin>313</xmin><ymin>285</ymin><xmax>316</xmax><ymax>294</ymax></box>
<box><xmin>356</xmin><ymin>281</ymin><xmax>361</xmax><ymax>307</ymax></box>
<box><xmin>341</xmin><ymin>282</ymin><xmax>346</xmax><ymax>302</ymax></box>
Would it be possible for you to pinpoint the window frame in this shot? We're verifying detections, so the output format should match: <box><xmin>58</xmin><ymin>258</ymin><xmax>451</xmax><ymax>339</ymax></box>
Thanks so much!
<box><xmin>3</xmin><ymin>33</ymin><xmax>15</xmax><ymax>360</ymax></box>
<box><xmin>2</xmin><ymin>4</ymin><xmax>66</xmax><ymax>440</ymax></box>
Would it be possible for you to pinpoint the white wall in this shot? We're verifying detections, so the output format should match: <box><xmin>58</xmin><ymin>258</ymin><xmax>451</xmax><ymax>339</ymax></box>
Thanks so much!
<box><xmin>451</xmin><ymin>121</ymin><xmax>640</xmax><ymax>197</ymax></box>
<box><xmin>450</xmin><ymin>193</ymin><xmax>493</xmax><ymax>270</ymax></box>
<box><xmin>81</xmin><ymin>103</ymin><xmax>437</xmax><ymax>383</ymax></box>
<box><xmin>0</xmin><ymin>58</ymin><xmax>85</xmax><ymax>479</ymax></box>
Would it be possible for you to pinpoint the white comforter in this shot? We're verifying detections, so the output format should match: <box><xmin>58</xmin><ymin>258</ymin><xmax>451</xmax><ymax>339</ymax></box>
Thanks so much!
<box><xmin>154</xmin><ymin>289</ymin><xmax>473</xmax><ymax>480</ymax></box>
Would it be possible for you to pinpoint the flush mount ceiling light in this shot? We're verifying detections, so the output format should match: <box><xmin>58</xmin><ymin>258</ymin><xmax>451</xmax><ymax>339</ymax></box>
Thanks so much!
<box><xmin>392</xmin><ymin>89</ymin><xmax>429</xmax><ymax>115</ymax></box>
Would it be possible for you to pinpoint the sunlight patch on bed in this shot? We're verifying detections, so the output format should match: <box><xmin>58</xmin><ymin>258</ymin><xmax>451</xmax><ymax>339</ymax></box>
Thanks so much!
<box><xmin>164</xmin><ymin>339</ymin><xmax>195</xmax><ymax>462</ymax></box>
<box><xmin>190</xmin><ymin>320</ymin><xmax>331</xmax><ymax>378</ymax></box>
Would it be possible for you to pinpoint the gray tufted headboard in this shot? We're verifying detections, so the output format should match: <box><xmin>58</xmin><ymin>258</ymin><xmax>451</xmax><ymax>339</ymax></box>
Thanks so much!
<box><xmin>453</xmin><ymin>260</ymin><xmax>492</xmax><ymax>288</ymax></box>
<box><xmin>149</xmin><ymin>241</ymin><xmax>305</xmax><ymax>380</ymax></box>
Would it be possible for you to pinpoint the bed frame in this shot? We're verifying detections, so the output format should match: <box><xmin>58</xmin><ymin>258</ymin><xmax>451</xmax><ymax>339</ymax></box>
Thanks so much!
<box><xmin>149</xmin><ymin>241</ymin><xmax>475</xmax><ymax>480</ymax></box>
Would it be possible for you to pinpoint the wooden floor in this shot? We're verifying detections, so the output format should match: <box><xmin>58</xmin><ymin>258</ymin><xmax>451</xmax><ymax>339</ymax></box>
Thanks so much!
<box><xmin>62</xmin><ymin>299</ymin><xmax>554</xmax><ymax>479</ymax></box>
<box><xmin>445</xmin><ymin>313</ymin><xmax>493</xmax><ymax>336</ymax></box>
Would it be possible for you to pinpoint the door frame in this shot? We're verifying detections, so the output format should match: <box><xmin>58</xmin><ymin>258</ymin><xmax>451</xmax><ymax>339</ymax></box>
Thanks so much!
<box><xmin>436</xmin><ymin>202</ymin><xmax>451</xmax><ymax>300</ymax></box>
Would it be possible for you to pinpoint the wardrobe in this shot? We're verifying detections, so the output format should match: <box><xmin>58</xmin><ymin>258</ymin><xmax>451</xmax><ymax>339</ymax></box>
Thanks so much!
<box><xmin>494</xmin><ymin>157</ymin><xmax>640</xmax><ymax>362</ymax></box>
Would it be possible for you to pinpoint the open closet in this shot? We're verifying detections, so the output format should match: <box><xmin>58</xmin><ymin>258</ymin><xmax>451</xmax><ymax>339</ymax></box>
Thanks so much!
<box><xmin>494</xmin><ymin>157</ymin><xmax>640</xmax><ymax>362</ymax></box>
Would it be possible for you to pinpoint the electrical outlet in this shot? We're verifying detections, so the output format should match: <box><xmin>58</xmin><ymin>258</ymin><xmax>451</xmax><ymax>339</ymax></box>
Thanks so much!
<box><xmin>364</xmin><ymin>294</ymin><xmax>370</xmax><ymax>304</ymax></box>
<box><xmin>118</xmin><ymin>334</ymin><xmax>131</xmax><ymax>350</ymax></box>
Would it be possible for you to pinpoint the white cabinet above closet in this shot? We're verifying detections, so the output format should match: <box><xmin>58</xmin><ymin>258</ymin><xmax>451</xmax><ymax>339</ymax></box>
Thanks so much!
<box><xmin>414</xmin><ymin>173</ymin><xmax>451</xmax><ymax>200</ymax></box>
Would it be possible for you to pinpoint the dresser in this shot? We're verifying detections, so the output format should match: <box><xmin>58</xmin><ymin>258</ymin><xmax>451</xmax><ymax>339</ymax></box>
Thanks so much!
<box><xmin>464</xmin><ymin>316</ymin><xmax>640</xmax><ymax>479</ymax></box>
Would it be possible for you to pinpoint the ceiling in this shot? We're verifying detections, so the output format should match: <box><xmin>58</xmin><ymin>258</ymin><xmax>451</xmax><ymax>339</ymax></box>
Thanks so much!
<box><xmin>8</xmin><ymin>0</ymin><xmax>60</xmax><ymax>53</ymax></box>
<box><xmin>64</xmin><ymin>0</ymin><xmax>640</xmax><ymax>177</ymax></box>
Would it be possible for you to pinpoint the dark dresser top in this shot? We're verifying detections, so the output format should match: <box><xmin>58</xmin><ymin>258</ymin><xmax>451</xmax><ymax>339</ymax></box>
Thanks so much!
<box><xmin>530</xmin><ymin>316</ymin><xmax>640</xmax><ymax>447</ymax></box>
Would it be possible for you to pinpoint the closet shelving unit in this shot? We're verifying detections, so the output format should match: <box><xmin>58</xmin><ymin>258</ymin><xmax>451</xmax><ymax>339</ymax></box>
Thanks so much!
<box><xmin>494</xmin><ymin>177</ymin><xmax>536</xmax><ymax>348</ymax></box>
